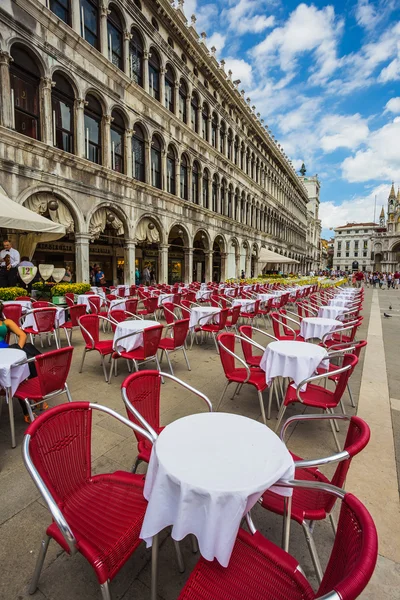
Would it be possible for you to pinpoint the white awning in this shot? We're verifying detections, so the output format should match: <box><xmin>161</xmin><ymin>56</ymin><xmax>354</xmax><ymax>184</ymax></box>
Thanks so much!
<box><xmin>259</xmin><ymin>247</ymin><xmax>300</xmax><ymax>265</ymax></box>
<box><xmin>0</xmin><ymin>192</ymin><xmax>65</xmax><ymax>238</ymax></box>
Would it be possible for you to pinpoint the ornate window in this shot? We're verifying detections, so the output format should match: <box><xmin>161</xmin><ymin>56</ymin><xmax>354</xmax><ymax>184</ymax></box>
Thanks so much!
<box><xmin>192</xmin><ymin>161</ymin><xmax>200</xmax><ymax>204</ymax></box>
<box><xmin>51</xmin><ymin>72</ymin><xmax>74</xmax><ymax>153</ymax></box>
<box><xmin>80</xmin><ymin>0</ymin><xmax>99</xmax><ymax>49</ymax></box>
<box><xmin>84</xmin><ymin>94</ymin><xmax>102</xmax><ymax>164</ymax></box>
<box><xmin>149</xmin><ymin>49</ymin><xmax>160</xmax><ymax>101</ymax></box>
<box><xmin>164</xmin><ymin>66</ymin><xmax>175</xmax><ymax>113</ymax></box>
<box><xmin>107</xmin><ymin>6</ymin><xmax>123</xmax><ymax>70</ymax></box>
<box><xmin>191</xmin><ymin>93</ymin><xmax>199</xmax><ymax>133</ymax></box>
<box><xmin>110</xmin><ymin>109</ymin><xmax>125</xmax><ymax>173</ymax></box>
<box><xmin>10</xmin><ymin>45</ymin><xmax>41</xmax><ymax>140</ymax></box>
<box><xmin>151</xmin><ymin>135</ymin><xmax>162</xmax><ymax>189</ymax></box>
<box><xmin>179</xmin><ymin>80</ymin><xmax>187</xmax><ymax>123</ymax></box>
<box><xmin>201</xmin><ymin>103</ymin><xmax>209</xmax><ymax>142</ymax></box>
<box><xmin>180</xmin><ymin>154</ymin><xmax>189</xmax><ymax>199</ymax></box>
<box><xmin>130</xmin><ymin>29</ymin><xmax>143</xmax><ymax>86</ymax></box>
<box><xmin>212</xmin><ymin>175</ymin><xmax>218</xmax><ymax>212</ymax></box>
<box><xmin>203</xmin><ymin>169</ymin><xmax>210</xmax><ymax>208</ymax></box>
<box><xmin>132</xmin><ymin>124</ymin><xmax>145</xmax><ymax>182</ymax></box>
<box><xmin>220</xmin><ymin>121</ymin><xmax>226</xmax><ymax>154</ymax></box>
<box><xmin>211</xmin><ymin>113</ymin><xmax>218</xmax><ymax>148</ymax></box>
<box><xmin>50</xmin><ymin>0</ymin><xmax>70</xmax><ymax>24</ymax></box>
<box><xmin>227</xmin><ymin>129</ymin><xmax>233</xmax><ymax>161</ymax></box>
<box><xmin>220</xmin><ymin>180</ymin><xmax>226</xmax><ymax>215</ymax></box>
<box><xmin>167</xmin><ymin>145</ymin><xmax>176</xmax><ymax>195</ymax></box>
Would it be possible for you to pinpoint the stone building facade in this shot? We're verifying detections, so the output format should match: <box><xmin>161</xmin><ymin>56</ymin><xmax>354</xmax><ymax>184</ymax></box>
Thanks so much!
<box><xmin>298</xmin><ymin>166</ymin><xmax>321</xmax><ymax>273</ymax></box>
<box><xmin>0</xmin><ymin>0</ymin><xmax>309</xmax><ymax>284</ymax></box>
<box><xmin>371</xmin><ymin>184</ymin><xmax>400</xmax><ymax>272</ymax></box>
<box><xmin>333</xmin><ymin>222</ymin><xmax>380</xmax><ymax>272</ymax></box>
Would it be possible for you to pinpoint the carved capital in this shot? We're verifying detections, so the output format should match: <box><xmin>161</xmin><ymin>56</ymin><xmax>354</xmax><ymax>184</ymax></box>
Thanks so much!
<box><xmin>125</xmin><ymin>128</ymin><xmax>134</xmax><ymax>137</ymax></box>
<box><xmin>76</xmin><ymin>98</ymin><xmax>88</xmax><ymax>109</ymax></box>
<box><xmin>124</xmin><ymin>30</ymin><xmax>132</xmax><ymax>41</ymax></box>
<box><xmin>103</xmin><ymin>114</ymin><xmax>114</xmax><ymax>124</ymax></box>
<box><xmin>0</xmin><ymin>51</ymin><xmax>13</xmax><ymax>66</ymax></box>
<box><xmin>41</xmin><ymin>77</ymin><xmax>55</xmax><ymax>90</ymax></box>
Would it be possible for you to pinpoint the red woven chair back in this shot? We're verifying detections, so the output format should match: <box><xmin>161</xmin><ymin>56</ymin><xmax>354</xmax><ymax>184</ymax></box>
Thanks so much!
<box><xmin>65</xmin><ymin>295</ymin><xmax>75</xmax><ymax>308</ymax></box>
<box><xmin>270</xmin><ymin>311</ymin><xmax>285</xmax><ymax>339</ymax></box>
<box><xmin>333</xmin><ymin>353</ymin><xmax>358</xmax><ymax>403</ymax></box>
<box><xmin>278</xmin><ymin>309</ymin><xmax>296</xmax><ymax>336</ymax></box>
<box><xmin>217</xmin><ymin>308</ymin><xmax>229</xmax><ymax>330</ymax></box>
<box><xmin>144</xmin><ymin>297</ymin><xmax>158</xmax><ymax>314</ymax></box>
<box><xmin>84</xmin><ymin>291</ymin><xmax>94</xmax><ymax>295</ymax></box>
<box><xmin>238</xmin><ymin>325</ymin><xmax>258</xmax><ymax>364</ymax></box>
<box><xmin>143</xmin><ymin>325</ymin><xmax>163</xmax><ymax>358</ymax></box>
<box><xmin>32</xmin><ymin>301</ymin><xmax>51</xmax><ymax>308</ymax></box>
<box><xmin>26</xmin><ymin>402</ymin><xmax>92</xmax><ymax>504</ymax></box>
<box><xmin>317</xmin><ymin>493</ymin><xmax>378</xmax><ymax>599</ymax></box>
<box><xmin>33</xmin><ymin>308</ymin><xmax>57</xmax><ymax>333</ymax></box>
<box><xmin>79</xmin><ymin>314</ymin><xmax>100</xmax><ymax>346</ymax></box>
<box><xmin>125</xmin><ymin>298</ymin><xmax>138</xmax><ymax>314</ymax></box>
<box><xmin>217</xmin><ymin>332</ymin><xmax>237</xmax><ymax>377</ymax></box>
<box><xmin>353</xmin><ymin>339</ymin><xmax>367</xmax><ymax>358</ymax></box>
<box><xmin>36</xmin><ymin>346</ymin><xmax>74</xmax><ymax>397</ymax></box>
<box><xmin>163</xmin><ymin>302</ymin><xmax>176</xmax><ymax>325</ymax></box>
<box><xmin>138</xmin><ymin>288</ymin><xmax>149</xmax><ymax>300</ymax></box>
<box><xmin>172</xmin><ymin>294</ymin><xmax>182</xmax><ymax>306</ymax></box>
<box><xmin>180</xmin><ymin>301</ymin><xmax>191</xmax><ymax>320</ymax></box>
<box><xmin>69</xmin><ymin>304</ymin><xmax>86</xmax><ymax>327</ymax></box>
<box><xmin>109</xmin><ymin>309</ymin><xmax>126</xmax><ymax>331</ymax></box>
<box><xmin>2</xmin><ymin>303</ymin><xmax>23</xmax><ymax>323</ymax></box>
<box><xmin>122</xmin><ymin>370</ymin><xmax>161</xmax><ymax>444</ymax></box>
<box><xmin>88</xmin><ymin>296</ymin><xmax>101</xmax><ymax>313</ymax></box>
<box><xmin>228</xmin><ymin>305</ymin><xmax>241</xmax><ymax>326</ymax></box>
<box><xmin>129</xmin><ymin>285</ymin><xmax>137</xmax><ymax>296</ymax></box>
<box><xmin>184</xmin><ymin>291</ymin><xmax>196</xmax><ymax>303</ymax></box>
<box><xmin>171</xmin><ymin>319</ymin><xmax>189</xmax><ymax>347</ymax></box>
<box><xmin>16</xmin><ymin>296</ymin><xmax>31</xmax><ymax>301</ymax></box>
<box><xmin>106</xmin><ymin>294</ymin><xmax>117</xmax><ymax>301</ymax></box>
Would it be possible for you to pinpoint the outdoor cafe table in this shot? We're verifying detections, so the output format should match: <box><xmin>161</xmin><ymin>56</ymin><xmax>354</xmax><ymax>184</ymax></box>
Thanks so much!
<box><xmin>140</xmin><ymin>412</ymin><xmax>294</xmax><ymax>567</ymax></box>
<box><xmin>328</xmin><ymin>298</ymin><xmax>353</xmax><ymax>308</ymax></box>
<box><xmin>117</xmin><ymin>285</ymin><xmax>130</xmax><ymax>297</ymax></box>
<box><xmin>90</xmin><ymin>287</ymin><xmax>106</xmax><ymax>300</ymax></box>
<box><xmin>108</xmin><ymin>298</ymin><xmax>126</xmax><ymax>312</ymax></box>
<box><xmin>2</xmin><ymin>300</ymin><xmax>32</xmax><ymax>313</ymax></box>
<box><xmin>157</xmin><ymin>293</ymin><xmax>174</xmax><ymax>307</ymax></box>
<box><xmin>189</xmin><ymin>306</ymin><xmax>220</xmax><ymax>330</ymax></box>
<box><xmin>195</xmin><ymin>290</ymin><xmax>212</xmax><ymax>301</ymax></box>
<box><xmin>113</xmin><ymin>319</ymin><xmax>160</xmax><ymax>352</ymax></box>
<box><xmin>232</xmin><ymin>298</ymin><xmax>256</xmax><ymax>313</ymax></box>
<box><xmin>0</xmin><ymin>348</ymin><xmax>30</xmax><ymax>448</ymax></box>
<box><xmin>22</xmin><ymin>306</ymin><xmax>66</xmax><ymax>329</ymax></box>
<box><xmin>300</xmin><ymin>317</ymin><xmax>341</xmax><ymax>341</ymax></box>
<box><xmin>77</xmin><ymin>294</ymin><xmax>100</xmax><ymax>312</ymax></box>
<box><xmin>260</xmin><ymin>340</ymin><xmax>328</xmax><ymax>389</ymax></box>
<box><xmin>318</xmin><ymin>305</ymin><xmax>347</xmax><ymax>320</ymax></box>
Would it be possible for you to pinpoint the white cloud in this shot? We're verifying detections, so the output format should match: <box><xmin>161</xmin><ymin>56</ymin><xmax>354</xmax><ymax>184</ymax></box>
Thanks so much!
<box><xmin>223</xmin><ymin>57</ymin><xmax>253</xmax><ymax>88</ymax></box>
<box><xmin>319</xmin><ymin>183</ymin><xmax>391</xmax><ymax>231</ymax></box>
<box><xmin>385</xmin><ymin>97</ymin><xmax>400</xmax><ymax>113</ymax></box>
<box><xmin>206</xmin><ymin>32</ymin><xmax>226</xmax><ymax>56</ymax></box>
<box><xmin>378</xmin><ymin>44</ymin><xmax>400</xmax><ymax>82</ymax></box>
<box><xmin>341</xmin><ymin>117</ymin><xmax>400</xmax><ymax>182</ymax></box>
<box><xmin>276</xmin><ymin>97</ymin><xmax>322</xmax><ymax>135</ymax></box>
<box><xmin>319</xmin><ymin>114</ymin><xmax>370</xmax><ymax>152</ymax></box>
<box><xmin>222</xmin><ymin>0</ymin><xmax>275</xmax><ymax>35</ymax></box>
<box><xmin>355</xmin><ymin>0</ymin><xmax>378</xmax><ymax>31</ymax></box>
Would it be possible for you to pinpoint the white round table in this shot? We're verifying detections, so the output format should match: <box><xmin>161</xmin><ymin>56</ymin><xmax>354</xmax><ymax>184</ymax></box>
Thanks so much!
<box><xmin>328</xmin><ymin>298</ymin><xmax>352</xmax><ymax>308</ymax></box>
<box><xmin>140</xmin><ymin>412</ymin><xmax>294</xmax><ymax>567</ymax></box>
<box><xmin>108</xmin><ymin>298</ymin><xmax>126</xmax><ymax>313</ymax></box>
<box><xmin>22</xmin><ymin>306</ymin><xmax>65</xmax><ymax>330</ymax></box>
<box><xmin>195</xmin><ymin>290</ymin><xmax>212</xmax><ymax>301</ymax></box>
<box><xmin>260</xmin><ymin>340</ymin><xmax>328</xmax><ymax>388</ymax></box>
<box><xmin>90</xmin><ymin>287</ymin><xmax>106</xmax><ymax>300</ymax></box>
<box><xmin>300</xmin><ymin>317</ymin><xmax>341</xmax><ymax>341</ymax></box>
<box><xmin>0</xmin><ymin>348</ymin><xmax>30</xmax><ymax>448</ymax></box>
<box><xmin>232</xmin><ymin>299</ymin><xmax>256</xmax><ymax>313</ymax></box>
<box><xmin>318</xmin><ymin>305</ymin><xmax>345</xmax><ymax>320</ymax></box>
<box><xmin>158</xmin><ymin>293</ymin><xmax>174</xmax><ymax>307</ymax></box>
<box><xmin>77</xmin><ymin>294</ymin><xmax>99</xmax><ymax>312</ymax></box>
<box><xmin>117</xmin><ymin>285</ymin><xmax>130</xmax><ymax>297</ymax></box>
<box><xmin>189</xmin><ymin>306</ymin><xmax>220</xmax><ymax>330</ymax></box>
<box><xmin>113</xmin><ymin>319</ymin><xmax>160</xmax><ymax>352</ymax></box>
<box><xmin>2</xmin><ymin>300</ymin><xmax>32</xmax><ymax>313</ymax></box>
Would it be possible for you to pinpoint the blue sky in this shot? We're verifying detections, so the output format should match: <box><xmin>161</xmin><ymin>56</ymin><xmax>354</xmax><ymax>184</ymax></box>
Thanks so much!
<box><xmin>183</xmin><ymin>0</ymin><xmax>400</xmax><ymax>238</ymax></box>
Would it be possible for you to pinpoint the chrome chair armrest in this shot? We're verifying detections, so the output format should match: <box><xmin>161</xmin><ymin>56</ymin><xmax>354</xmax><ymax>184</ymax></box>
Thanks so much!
<box><xmin>295</xmin><ymin>364</ymin><xmax>352</xmax><ymax>403</ymax></box>
<box><xmin>217</xmin><ymin>336</ymin><xmax>251</xmax><ymax>384</ymax></box>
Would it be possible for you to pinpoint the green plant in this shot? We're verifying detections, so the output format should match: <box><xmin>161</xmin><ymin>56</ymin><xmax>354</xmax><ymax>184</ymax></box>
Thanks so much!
<box><xmin>0</xmin><ymin>287</ymin><xmax>29</xmax><ymax>301</ymax></box>
<box><xmin>50</xmin><ymin>283</ymin><xmax>91</xmax><ymax>297</ymax></box>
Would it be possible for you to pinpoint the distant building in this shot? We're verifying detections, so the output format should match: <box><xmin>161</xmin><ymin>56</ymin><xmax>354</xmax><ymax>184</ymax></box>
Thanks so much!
<box><xmin>333</xmin><ymin>223</ymin><xmax>381</xmax><ymax>272</ymax></box>
<box><xmin>298</xmin><ymin>164</ymin><xmax>322</xmax><ymax>272</ymax></box>
<box><xmin>320</xmin><ymin>238</ymin><xmax>330</xmax><ymax>269</ymax></box>
<box><xmin>370</xmin><ymin>183</ymin><xmax>400</xmax><ymax>272</ymax></box>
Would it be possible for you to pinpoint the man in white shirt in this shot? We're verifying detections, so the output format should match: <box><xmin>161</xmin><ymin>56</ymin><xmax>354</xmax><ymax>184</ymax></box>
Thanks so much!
<box><xmin>0</xmin><ymin>239</ymin><xmax>20</xmax><ymax>287</ymax></box>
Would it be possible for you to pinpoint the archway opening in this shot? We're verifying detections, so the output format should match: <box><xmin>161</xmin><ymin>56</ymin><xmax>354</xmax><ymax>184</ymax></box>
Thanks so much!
<box><xmin>213</xmin><ymin>236</ymin><xmax>225</xmax><ymax>282</ymax></box>
<box><xmin>89</xmin><ymin>208</ymin><xmax>125</xmax><ymax>285</ymax></box>
<box><xmin>193</xmin><ymin>230</ymin><xmax>209</xmax><ymax>282</ymax></box>
<box><xmin>168</xmin><ymin>225</ymin><xmax>186</xmax><ymax>284</ymax></box>
<box><xmin>135</xmin><ymin>217</ymin><xmax>161</xmax><ymax>284</ymax></box>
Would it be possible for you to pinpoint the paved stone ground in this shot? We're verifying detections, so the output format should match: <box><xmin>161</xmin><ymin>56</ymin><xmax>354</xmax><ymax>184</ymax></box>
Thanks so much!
<box><xmin>0</xmin><ymin>291</ymin><xmax>399</xmax><ymax>600</ymax></box>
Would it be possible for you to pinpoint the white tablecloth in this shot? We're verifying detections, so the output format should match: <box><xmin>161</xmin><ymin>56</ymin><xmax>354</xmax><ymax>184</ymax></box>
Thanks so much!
<box><xmin>232</xmin><ymin>299</ymin><xmax>256</xmax><ymax>313</ymax></box>
<box><xmin>113</xmin><ymin>319</ymin><xmax>160</xmax><ymax>352</ymax></box>
<box><xmin>328</xmin><ymin>298</ymin><xmax>352</xmax><ymax>308</ymax></box>
<box><xmin>300</xmin><ymin>317</ymin><xmax>341</xmax><ymax>341</ymax></box>
<box><xmin>140</xmin><ymin>412</ymin><xmax>294</xmax><ymax>567</ymax></box>
<box><xmin>189</xmin><ymin>306</ymin><xmax>220</xmax><ymax>330</ymax></box>
<box><xmin>2</xmin><ymin>300</ymin><xmax>32</xmax><ymax>313</ymax></box>
<box><xmin>117</xmin><ymin>285</ymin><xmax>130</xmax><ymax>297</ymax></box>
<box><xmin>22</xmin><ymin>307</ymin><xmax>65</xmax><ymax>330</ymax></box>
<box><xmin>224</xmin><ymin>288</ymin><xmax>237</xmax><ymax>297</ymax></box>
<box><xmin>158</xmin><ymin>293</ymin><xmax>174</xmax><ymax>307</ymax></box>
<box><xmin>90</xmin><ymin>287</ymin><xmax>106</xmax><ymax>300</ymax></box>
<box><xmin>195</xmin><ymin>290</ymin><xmax>212</xmax><ymax>301</ymax></box>
<box><xmin>0</xmin><ymin>348</ymin><xmax>30</xmax><ymax>395</ymax></box>
<box><xmin>77</xmin><ymin>294</ymin><xmax>99</xmax><ymax>312</ymax></box>
<box><xmin>108</xmin><ymin>299</ymin><xmax>126</xmax><ymax>312</ymax></box>
<box><xmin>318</xmin><ymin>306</ymin><xmax>346</xmax><ymax>320</ymax></box>
<box><xmin>260</xmin><ymin>341</ymin><xmax>328</xmax><ymax>388</ymax></box>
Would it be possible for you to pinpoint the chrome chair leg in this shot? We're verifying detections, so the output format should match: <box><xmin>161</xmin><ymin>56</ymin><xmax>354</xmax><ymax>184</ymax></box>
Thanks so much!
<box><xmin>182</xmin><ymin>347</ymin><xmax>191</xmax><ymax>371</ymax></box>
<box><xmin>100</xmin><ymin>581</ymin><xmax>112</xmax><ymax>600</ymax></box>
<box><xmin>131</xmin><ymin>456</ymin><xmax>142</xmax><ymax>473</ymax></box>
<box><xmin>275</xmin><ymin>403</ymin><xmax>287</xmax><ymax>432</ymax></box>
<box><xmin>173</xmin><ymin>540</ymin><xmax>185</xmax><ymax>573</ymax></box>
<box><xmin>79</xmin><ymin>348</ymin><xmax>87</xmax><ymax>373</ymax></box>
<box><xmin>302</xmin><ymin>521</ymin><xmax>323</xmax><ymax>584</ymax></box>
<box><xmin>216</xmin><ymin>381</ymin><xmax>230</xmax><ymax>411</ymax></box>
<box><xmin>151</xmin><ymin>533</ymin><xmax>159</xmax><ymax>600</ymax></box>
<box><xmin>165</xmin><ymin>351</ymin><xmax>174</xmax><ymax>376</ymax></box>
<box><xmin>347</xmin><ymin>382</ymin><xmax>356</xmax><ymax>407</ymax></box>
<box><xmin>29</xmin><ymin>535</ymin><xmax>51</xmax><ymax>594</ymax></box>
<box><xmin>329</xmin><ymin>512</ymin><xmax>337</xmax><ymax>534</ymax></box>
<box><xmin>257</xmin><ymin>390</ymin><xmax>267</xmax><ymax>424</ymax></box>
<box><xmin>191</xmin><ymin>534</ymin><xmax>199</xmax><ymax>553</ymax></box>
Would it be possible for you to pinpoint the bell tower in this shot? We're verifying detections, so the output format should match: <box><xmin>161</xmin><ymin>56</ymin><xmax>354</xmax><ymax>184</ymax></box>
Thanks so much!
<box><xmin>379</xmin><ymin>206</ymin><xmax>385</xmax><ymax>227</ymax></box>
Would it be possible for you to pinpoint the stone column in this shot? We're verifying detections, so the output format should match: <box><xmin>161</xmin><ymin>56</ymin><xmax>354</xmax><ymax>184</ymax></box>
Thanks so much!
<box><xmin>235</xmin><ymin>251</ymin><xmax>240</xmax><ymax>279</ymax></box>
<box><xmin>75</xmin><ymin>97</ymin><xmax>87</xmax><ymax>158</ymax></box>
<box><xmin>143</xmin><ymin>52</ymin><xmax>150</xmax><ymax>94</ymax></box>
<box><xmin>198</xmin><ymin>173</ymin><xmax>203</xmax><ymax>207</ymax></box>
<box><xmin>0</xmin><ymin>52</ymin><xmax>13</xmax><ymax>129</ymax></box>
<box><xmin>245</xmin><ymin>252</ymin><xmax>251</xmax><ymax>278</ymax></box>
<box><xmin>145</xmin><ymin>140</ymin><xmax>151</xmax><ymax>184</ymax></box>
<box><xmin>220</xmin><ymin>252</ymin><xmax>227</xmax><ymax>282</ymax></box>
<box><xmin>161</xmin><ymin>149</ymin><xmax>167</xmax><ymax>191</ymax></box>
<box><xmin>71</xmin><ymin>0</ymin><xmax>80</xmax><ymax>34</ymax></box>
<box><xmin>174</xmin><ymin>81</ymin><xmax>180</xmax><ymax>118</ymax></box>
<box><xmin>175</xmin><ymin>157</ymin><xmax>180</xmax><ymax>196</ymax></box>
<box><xmin>205</xmin><ymin>251</ymin><xmax>213</xmax><ymax>283</ymax></box>
<box><xmin>160</xmin><ymin>67</ymin><xmax>166</xmax><ymax>108</ymax></box>
<box><xmin>103</xmin><ymin>113</ymin><xmax>112</xmax><ymax>169</ymax></box>
<box><xmin>124</xmin><ymin>31</ymin><xmax>132</xmax><ymax>77</ymax></box>
<box><xmin>100</xmin><ymin>3</ymin><xmax>110</xmax><ymax>59</ymax></box>
<box><xmin>207</xmin><ymin>116</ymin><xmax>212</xmax><ymax>144</ymax></box>
<box><xmin>187</xmin><ymin>166</ymin><xmax>192</xmax><ymax>202</ymax></box>
<box><xmin>75</xmin><ymin>233</ymin><xmax>91</xmax><ymax>283</ymax></box>
<box><xmin>125</xmin><ymin>128</ymin><xmax>133</xmax><ymax>178</ymax></box>
<box><xmin>184</xmin><ymin>247</ymin><xmax>193</xmax><ymax>284</ymax></box>
<box><xmin>159</xmin><ymin>244</ymin><xmax>169</xmax><ymax>284</ymax></box>
<box><xmin>41</xmin><ymin>77</ymin><xmax>55</xmax><ymax>145</ymax></box>
<box><xmin>124</xmin><ymin>239</ymin><xmax>136</xmax><ymax>285</ymax></box>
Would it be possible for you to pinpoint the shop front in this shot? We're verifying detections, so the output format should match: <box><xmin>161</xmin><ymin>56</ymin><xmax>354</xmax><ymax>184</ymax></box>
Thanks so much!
<box><xmin>168</xmin><ymin>225</ymin><xmax>187</xmax><ymax>284</ymax></box>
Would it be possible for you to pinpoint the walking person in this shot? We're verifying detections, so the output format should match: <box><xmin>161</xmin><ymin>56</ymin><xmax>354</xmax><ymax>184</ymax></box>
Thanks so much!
<box><xmin>387</xmin><ymin>272</ymin><xmax>393</xmax><ymax>289</ymax></box>
<box><xmin>142</xmin><ymin>265</ymin><xmax>151</xmax><ymax>286</ymax></box>
<box><xmin>0</xmin><ymin>239</ymin><xmax>20</xmax><ymax>287</ymax></box>
<box><xmin>394</xmin><ymin>270</ymin><xmax>400</xmax><ymax>290</ymax></box>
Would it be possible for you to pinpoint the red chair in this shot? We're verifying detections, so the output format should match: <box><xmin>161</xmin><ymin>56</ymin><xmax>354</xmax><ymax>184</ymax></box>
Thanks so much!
<box><xmin>216</xmin><ymin>332</ymin><xmax>270</xmax><ymax>423</ymax></box>
<box><xmin>78</xmin><ymin>314</ymin><xmax>114</xmax><ymax>381</ymax></box>
<box><xmin>177</xmin><ymin>484</ymin><xmax>377</xmax><ymax>600</ymax></box>
<box><xmin>121</xmin><ymin>370</ymin><xmax>212</xmax><ymax>472</ymax></box>
<box><xmin>129</xmin><ymin>285</ymin><xmax>137</xmax><ymax>296</ymax></box>
<box><xmin>59</xmin><ymin>304</ymin><xmax>86</xmax><ymax>345</ymax></box>
<box><xmin>109</xmin><ymin>324</ymin><xmax>163</xmax><ymax>383</ymax></box>
<box><xmin>22</xmin><ymin>402</ymin><xmax>156</xmax><ymax>600</ymax></box>
<box><xmin>275</xmin><ymin>353</ymin><xmax>359</xmax><ymax>450</ymax></box>
<box><xmin>261</xmin><ymin>413</ymin><xmax>370</xmax><ymax>582</ymax></box>
<box><xmin>24</xmin><ymin>307</ymin><xmax>59</xmax><ymax>348</ymax></box>
<box><xmin>16</xmin><ymin>295</ymin><xmax>31</xmax><ymax>301</ymax></box>
<box><xmin>238</xmin><ymin>325</ymin><xmax>277</xmax><ymax>368</ymax></box>
<box><xmin>225</xmin><ymin>304</ymin><xmax>241</xmax><ymax>333</ymax></box>
<box><xmin>240</xmin><ymin>299</ymin><xmax>260</xmax><ymax>326</ymax></box>
<box><xmin>270</xmin><ymin>311</ymin><xmax>303</xmax><ymax>341</ymax></box>
<box><xmin>138</xmin><ymin>296</ymin><xmax>158</xmax><ymax>319</ymax></box>
<box><xmin>88</xmin><ymin>295</ymin><xmax>107</xmax><ymax>315</ymax></box>
<box><xmin>256</xmin><ymin>297</ymin><xmax>274</xmax><ymax>328</ymax></box>
<box><xmin>322</xmin><ymin>318</ymin><xmax>362</xmax><ymax>347</ymax></box>
<box><xmin>109</xmin><ymin>309</ymin><xmax>127</xmax><ymax>330</ymax></box>
<box><xmin>125</xmin><ymin>298</ymin><xmax>138</xmax><ymax>316</ymax></box>
<box><xmin>158</xmin><ymin>319</ymin><xmax>191</xmax><ymax>375</ymax></box>
<box><xmin>64</xmin><ymin>293</ymin><xmax>75</xmax><ymax>307</ymax></box>
<box><xmin>32</xmin><ymin>301</ymin><xmax>52</xmax><ymax>308</ymax></box>
<box><xmin>198</xmin><ymin>308</ymin><xmax>229</xmax><ymax>353</ymax></box>
<box><xmin>2</xmin><ymin>302</ymin><xmax>23</xmax><ymax>324</ymax></box>
<box><xmin>162</xmin><ymin>301</ymin><xmax>178</xmax><ymax>325</ymax></box>
<box><xmin>14</xmin><ymin>346</ymin><xmax>74</xmax><ymax>422</ymax></box>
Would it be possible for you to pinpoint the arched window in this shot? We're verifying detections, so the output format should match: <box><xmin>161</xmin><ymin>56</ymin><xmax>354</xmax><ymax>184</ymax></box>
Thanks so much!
<box><xmin>107</xmin><ymin>6</ymin><xmax>123</xmax><ymax>70</ymax></box>
<box><xmin>220</xmin><ymin>121</ymin><xmax>226</xmax><ymax>155</ymax></box>
<box><xmin>111</xmin><ymin>109</ymin><xmax>125</xmax><ymax>173</ymax></box>
<box><xmin>212</xmin><ymin>174</ymin><xmax>218</xmax><ymax>212</ymax></box>
<box><xmin>211</xmin><ymin>113</ymin><xmax>218</xmax><ymax>148</ymax></box>
<box><xmin>220</xmin><ymin>180</ymin><xmax>226</xmax><ymax>215</ymax></box>
<box><xmin>234</xmin><ymin>189</ymin><xmax>239</xmax><ymax>220</ymax></box>
<box><xmin>246</xmin><ymin>150</ymin><xmax>251</xmax><ymax>175</ymax></box>
<box><xmin>10</xmin><ymin>45</ymin><xmax>41</xmax><ymax>140</ymax></box>
<box><xmin>251</xmin><ymin>154</ymin><xmax>255</xmax><ymax>180</ymax></box>
<box><xmin>241</xmin><ymin>143</ymin><xmax>245</xmax><ymax>170</ymax></box>
<box><xmin>167</xmin><ymin>145</ymin><xmax>176</xmax><ymax>195</ymax></box>
<box><xmin>234</xmin><ymin>136</ymin><xmax>239</xmax><ymax>165</ymax></box>
<box><xmin>130</xmin><ymin>29</ymin><xmax>143</xmax><ymax>86</ymax></box>
<box><xmin>191</xmin><ymin>93</ymin><xmax>199</xmax><ymax>133</ymax></box>
<box><xmin>149</xmin><ymin>49</ymin><xmax>160</xmax><ymax>101</ymax></box>
<box><xmin>81</xmin><ymin>0</ymin><xmax>99</xmax><ymax>49</ymax></box>
<box><xmin>164</xmin><ymin>65</ymin><xmax>175</xmax><ymax>113</ymax></box>
<box><xmin>180</xmin><ymin>154</ymin><xmax>188</xmax><ymax>200</ymax></box>
<box><xmin>203</xmin><ymin>169</ymin><xmax>210</xmax><ymax>208</ymax></box>
<box><xmin>132</xmin><ymin>123</ymin><xmax>145</xmax><ymax>182</ymax></box>
<box><xmin>52</xmin><ymin>72</ymin><xmax>75</xmax><ymax>153</ymax></box>
<box><xmin>84</xmin><ymin>94</ymin><xmax>102</xmax><ymax>164</ymax></box>
<box><xmin>151</xmin><ymin>135</ymin><xmax>162</xmax><ymax>189</ymax></box>
<box><xmin>50</xmin><ymin>0</ymin><xmax>70</xmax><ymax>25</ymax></box>
<box><xmin>179</xmin><ymin>80</ymin><xmax>188</xmax><ymax>123</ymax></box>
<box><xmin>192</xmin><ymin>161</ymin><xmax>200</xmax><ymax>204</ymax></box>
<box><xmin>228</xmin><ymin>186</ymin><xmax>233</xmax><ymax>218</ymax></box>
<box><xmin>201</xmin><ymin>103</ymin><xmax>209</xmax><ymax>142</ymax></box>
<box><xmin>227</xmin><ymin>129</ymin><xmax>233</xmax><ymax>161</ymax></box>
